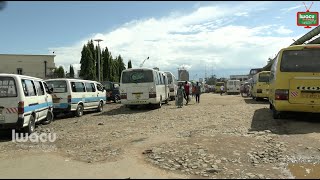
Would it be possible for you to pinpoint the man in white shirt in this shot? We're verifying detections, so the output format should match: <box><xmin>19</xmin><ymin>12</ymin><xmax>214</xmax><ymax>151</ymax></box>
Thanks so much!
<box><xmin>220</xmin><ymin>85</ymin><xmax>225</xmax><ymax>96</ymax></box>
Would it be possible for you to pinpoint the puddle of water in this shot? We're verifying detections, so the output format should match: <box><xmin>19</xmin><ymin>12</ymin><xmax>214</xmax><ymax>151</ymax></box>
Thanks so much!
<box><xmin>288</xmin><ymin>163</ymin><xmax>320</xmax><ymax>179</ymax></box>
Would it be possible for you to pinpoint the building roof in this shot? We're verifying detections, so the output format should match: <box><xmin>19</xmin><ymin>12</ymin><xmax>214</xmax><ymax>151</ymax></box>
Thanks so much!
<box><xmin>0</xmin><ymin>54</ymin><xmax>56</xmax><ymax>57</ymax></box>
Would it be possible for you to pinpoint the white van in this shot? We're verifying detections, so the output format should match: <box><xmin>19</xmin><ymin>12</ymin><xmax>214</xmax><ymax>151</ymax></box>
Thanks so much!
<box><xmin>226</xmin><ymin>80</ymin><xmax>241</xmax><ymax>95</ymax></box>
<box><xmin>120</xmin><ymin>68</ymin><xmax>169</xmax><ymax>109</ymax></box>
<box><xmin>164</xmin><ymin>71</ymin><xmax>177</xmax><ymax>101</ymax></box>
<box><xmin>0</xmin><ymin>74</ymin><xmax>54</xmax><ymax>134</ymax></box>
<box><xmin>45</xmin><ymin>79</ymin><xmax>106</xmax><ymax>117</ymax></box>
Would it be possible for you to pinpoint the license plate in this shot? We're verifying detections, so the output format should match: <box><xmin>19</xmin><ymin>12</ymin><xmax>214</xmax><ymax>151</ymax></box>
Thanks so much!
<box><xmin>135</xmin><ymin>94</ymin><xmax>141</xmax><ymax>99</ymax></box>
<box><xmin>301</xmin><ymin>93</ymin><xmax>320</xmax><ymax>99</ymax></box>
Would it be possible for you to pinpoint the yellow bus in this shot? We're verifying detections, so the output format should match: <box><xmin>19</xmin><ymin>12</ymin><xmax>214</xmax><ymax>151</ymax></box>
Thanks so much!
<box><xmin>269</xmin><ymin>44</ymin><xmax>320</xmax><ymax>119</ymax></box>
<box><xmin>251</xmin><ymin>71</ymin><xmax>270</xmax><ymax>101</ymax></box>
<box><xmin>215</xmin><ymin>82</ymin><xmax>225</xmax><ymax>93</ymax></box>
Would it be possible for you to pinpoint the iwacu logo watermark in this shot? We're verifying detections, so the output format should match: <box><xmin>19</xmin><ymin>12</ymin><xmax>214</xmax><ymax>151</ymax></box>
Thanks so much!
<box><xmin>12</xmin><ymin>129</ymin><xmax>57</xmax><ymax>143</ymax></box>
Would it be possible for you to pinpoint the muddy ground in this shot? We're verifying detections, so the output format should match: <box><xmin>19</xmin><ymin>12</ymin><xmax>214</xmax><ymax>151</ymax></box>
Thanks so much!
<box><xmin>1</xmin><ymin>93</ymin><xmax>320</xmax><ymax>179</ymax></box>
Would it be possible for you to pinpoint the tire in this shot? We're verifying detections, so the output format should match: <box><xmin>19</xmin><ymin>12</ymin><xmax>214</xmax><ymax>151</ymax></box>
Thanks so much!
<box><xmin>24</xmin><ymin>115</ymin><xmax>35</xmax><ymax>134</ymax></box>
<box><xmin>41</xmin><ymin>110</ymin><xmax>53</xmax><ymax>125</ymax></box>
<box><xmin>97</xmin><ymin>101</ymin><xmax>103</xmax><ymax>112</ymax></box>
<box><xmin>113</xmin><ymin>95</ymin><xmax>120</xmax><ymax>103</ymax></box>
<box><xmin>75</xmin><ymin>104</ymin><xmax>84</xmax><ymax>117</ymax></box>
<box><xmin>269</xmin><ymin>103</ymin><xmax>272</xmax><ymax>110</ymax></box>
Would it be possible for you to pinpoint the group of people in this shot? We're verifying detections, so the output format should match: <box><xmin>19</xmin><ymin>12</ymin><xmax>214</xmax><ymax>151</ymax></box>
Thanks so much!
<box><xmin>176</xmin><ymin>81</ymin><xmax>201</xmax><ymax>108</ymax></box>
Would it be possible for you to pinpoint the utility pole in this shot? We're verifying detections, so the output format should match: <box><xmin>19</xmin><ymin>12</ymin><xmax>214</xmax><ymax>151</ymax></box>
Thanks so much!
<box><xmin>94</xmin><ymin>39</ymin><xmax>103</xmax><ymax>82</ymax></box>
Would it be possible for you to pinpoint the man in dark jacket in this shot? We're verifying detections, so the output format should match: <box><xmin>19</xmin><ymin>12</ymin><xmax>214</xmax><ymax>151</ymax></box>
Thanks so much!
<box><xmin>195</xmin><ymin>82</ymin><xmax>201</xmax><ymax>103</ymax></box>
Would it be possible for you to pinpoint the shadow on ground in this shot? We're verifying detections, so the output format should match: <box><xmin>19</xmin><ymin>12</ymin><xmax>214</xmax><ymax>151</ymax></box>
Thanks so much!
<box><xmin>53</xmin><ymin>110</ymin><xmax>99</xmax><ymax>121</ymax></box>
<box><xmin>244</xmin><ymin>98</ymin><xmax>269</xmax><ymax>104</ymax></box>
<box><xmin>250</xmin><ymin>108</ymin><xmax>320</xmax><ymax>135</ymax></box>
<box><xmin>94</xmin><ymin>104</ymin><xmax>158</xmax><ymax>116</ymax></box>
<box><xmin>0</xmin><ymin>130</ymin><xmax>13</xmax><ymax>142</ymax></box>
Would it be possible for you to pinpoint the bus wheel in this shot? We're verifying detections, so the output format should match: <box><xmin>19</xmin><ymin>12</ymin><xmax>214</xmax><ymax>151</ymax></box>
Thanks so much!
<box><xmin>42</xmin><ymin>110</ymin><xmax>53</xmax><ymax>125</ymax></box>
<box><xmin>97</xmin><ymin>101</ymin><xmax>103</xmax><ymax>112</ymax></box>
<box><xmin>75</xmin><ymin>104</ymin><xmax>84</xmax><ymax>117</ymax></box>
<box><xmin>24</xmin><ymin>115</ymin><xmax>35</xmax><ymax>134</ymax></box>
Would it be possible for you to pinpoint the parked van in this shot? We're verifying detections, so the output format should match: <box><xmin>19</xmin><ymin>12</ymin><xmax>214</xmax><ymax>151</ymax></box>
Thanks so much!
<box><xmin>251</xmin><ymin>71</ymin><xmax>270</xmax><ymax>101</ymax></box>
<box><xmin>120</xmin><ymin>68</ymin><xmax>169</xmax><ymax>109</ymax></box>
<box><xmin>269</xmin><ymin>45</ymin><xmax>320</xmax><ymax>119</ymax></box>
<box><xmin>0</xmin><ymin>74</ymin><xmax>54</xmax><ymax>134</ymax></box>
<box><xmin>215</xmin><ymin>82</ymin><xmax>225</xmax><ymax>93</ymax></box>
<box><xmin>45</xmin><ymin>79</ymin><xmax>106</xmax><ymax>117</ymax></box>
<box><xmin>226</xmin><ymin>80</ymin><xmax>240</xmax><ymax>95</ymax></box>
<box><xmin>101</xmin><ymin>81</ymin><xmax>120</xmax><ymax>103</ymax></box>
<box><xmin>164</xmin><ymin>71</ymin><xmax>177</xmax><ymax>101</ymax></box>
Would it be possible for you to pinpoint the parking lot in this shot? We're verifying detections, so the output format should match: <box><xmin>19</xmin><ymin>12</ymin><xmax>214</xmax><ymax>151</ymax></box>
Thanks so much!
<box><xmin>1</xmin><ymin>93</ymin><xmax>320</xmax><ymax>179</ymax></box>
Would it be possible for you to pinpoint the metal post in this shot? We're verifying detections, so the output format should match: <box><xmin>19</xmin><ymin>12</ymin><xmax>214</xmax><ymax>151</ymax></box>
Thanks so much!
<box><xmin>94</xmin><ymin>39</ymin><xmax>103</xmax><ymax>82</ymax></box>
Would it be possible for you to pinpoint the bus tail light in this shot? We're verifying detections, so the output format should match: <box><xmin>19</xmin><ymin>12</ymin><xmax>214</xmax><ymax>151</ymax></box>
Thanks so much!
<box><xmin>18</xmin><ymin>101</ymin><xmax>24</xmax><ymax>115</ymax></box>
<box><xmin>120</xmin><ymin>93</ymin><xmax>127</xmax><ymax>99</ymax></box>
<box><xmin>67</xmin><ymin>95</ymin><xmax>72</xmax><ymax>103</ymax></box>
<box><xmin>149</xmin><ymin>93</ymin><xmax>156</xmax><ymax>98</ymax></box>
<box><xmin>275</xmin><ymin>89</ymin><xmax>289</xmax><ymax>100</ymax></box>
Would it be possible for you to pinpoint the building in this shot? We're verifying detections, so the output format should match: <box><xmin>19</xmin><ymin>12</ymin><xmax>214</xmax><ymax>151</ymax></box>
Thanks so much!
<box><xmin>0</xmin><ymin>54</ymin><xmax>56</xmax><ymax>79</ymax></box>
<box><xmin>178</xmin><ymin>69</ymin><xmax>189</xmax><ymax>81</ymax></box>
<box><xmin>229</xmin><ymin>75</ymin><xmax>249</xmax><ymax>82</ymax></box>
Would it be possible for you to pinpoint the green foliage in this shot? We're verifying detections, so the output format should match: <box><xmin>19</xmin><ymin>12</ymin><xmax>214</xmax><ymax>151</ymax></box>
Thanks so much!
<box><xmin>205</xmin><ymin>75</ymin><xmax>217</xmax><ymax>85</ymax></box>
<box><xmin>79</xmin><ymin>39</ymin><xmax>127</xmax><ymax>82</ymax></box>
<box><xmin>79</xmin><ymin>44</ymin><xmax>96</xmax><ymax>80</ymax></box>
<box><xmin>69</xmin><ymin>65</ymin><xmax>75</xmax><ymax>78</ymax></box>
<box><xmin>54</xmin><ymin>66</ymin><xmax>65</xmax><ymax>78</ymax></box>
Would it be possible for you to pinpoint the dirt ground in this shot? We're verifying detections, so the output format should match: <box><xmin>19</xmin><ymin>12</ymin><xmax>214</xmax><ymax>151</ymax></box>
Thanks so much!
<box><xmin>1</xmin><ymin>93</ymin><xmax>320</xmax><ymax>179</ymax></box>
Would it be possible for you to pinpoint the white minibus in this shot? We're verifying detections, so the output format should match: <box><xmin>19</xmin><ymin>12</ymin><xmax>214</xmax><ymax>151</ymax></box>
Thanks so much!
<box><xmin>226</xmin><ymin>80</ymin><xmax>241</xmax><ymax>95</ymax></box>
<box><xmin>45</xmin><ymin>79</ymin><xmax>106</xmax><ymax>117</ymax></box>
<box><xmin>120</xmin><ymin>68</ymin><xmax>169</xmax><ymax>109</ymax></box>
<box><xmin>164</xmin><ymin>71</ymin><xmax>177</xmax><ymax>101</ymax></box>
<box><xmin>0</xmin><ymin>74</ymin><xmax>54</xmax><ymax>134</ymax></box>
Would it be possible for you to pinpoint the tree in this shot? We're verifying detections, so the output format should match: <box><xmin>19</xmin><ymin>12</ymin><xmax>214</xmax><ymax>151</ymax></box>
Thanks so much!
<box><xmin>54</xmin><ymin>66</ymin><xmax>65</xmax><ymax>78</ymax></box>
<box><xmin>128</xmin><ymin>60</ymin><xmax>132</xmax><ymax>69</ymax></box>
<box><xmin>206</xmin><ymin>75</ymin><xmax>217</xmax><ymax>85</ymax></box>
<box><xmin>69</xmin><ymin>65</ymin><xmax>75</xmax><ymax>78</ymax></box>
<box><xmin>113</xmin><ymin>55</ymin><xmax>126</xmax><ymax>82</ymax></box>
<box><xmin>102</xmin><ymin>47</ymin><xmax>112</xmax><ymax>81</ymax></box>
<box><xmin>79</xmin><ymin>44</ymin><xmax>96</xmax><ymax>80</ymax></box>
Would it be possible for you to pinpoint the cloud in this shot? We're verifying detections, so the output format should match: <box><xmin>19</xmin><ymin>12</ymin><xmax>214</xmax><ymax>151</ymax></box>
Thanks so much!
<box><xmin>274</xmin><ymin>26</ymin><xmax>293</xmax><ymax>35</ymax></box>
<box><xmin>280</xmin><ymin>5</ymin><xmax>304</xmax><ymax>13</ymax></box>
<box><xmin>50</xmin><ymin>3</ymin><xmax>297</xmax><ymax>78</ymax></box>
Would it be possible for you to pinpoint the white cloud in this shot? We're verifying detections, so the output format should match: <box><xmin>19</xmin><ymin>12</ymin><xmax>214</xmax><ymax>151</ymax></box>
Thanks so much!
<box><xmin>274</xmin><ymin>26</ymin><xmax>293</xmax><ymax>35</ymax></box>
<box><xmin>50</xmin><ymin>3</ymin><xmax>297</xmax><ymax>78</ymax></box>
<box><xmin>280</xmin><ymin>5</ymin><xmax>304</xmax><ymax>13</ymax></box>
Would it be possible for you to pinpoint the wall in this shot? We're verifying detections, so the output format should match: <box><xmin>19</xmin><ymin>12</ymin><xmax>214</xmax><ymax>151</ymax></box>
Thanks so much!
<box><xmin>0</xmin><ymin>54</ymin><xmax>55</xmax><ymax>79</ymax></box>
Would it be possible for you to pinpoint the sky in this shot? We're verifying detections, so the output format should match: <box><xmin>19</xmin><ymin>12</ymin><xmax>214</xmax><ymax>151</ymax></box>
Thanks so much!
<box><xmin>0</xmin><ymin>1</ymin><xmax>318</xmax><ymax>80</ymax></box>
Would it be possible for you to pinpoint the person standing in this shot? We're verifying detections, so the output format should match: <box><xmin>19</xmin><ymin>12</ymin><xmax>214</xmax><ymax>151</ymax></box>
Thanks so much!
<box><xmin>192</xmin><ymin>84</ymin><xmax>196</xmax><ymax>98</ymax></box>
<box><xmin>176</xmin><ymin>84</ymin><xmax>186</xmax><ymax>108</ymax></box>
<box><xmin>184</xmin><ymin>81</ymin><xmax>190</xmax><ymax>105</ymax></box>
<box><xmin>195</xmin><ymin>82</ymin><xmax>201</xmax><ymax>103</ymax></box>
<box><xmin>220</xmin><ymin>85</ymin><xmax>225</xmax><ymax>96</ymax></box>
